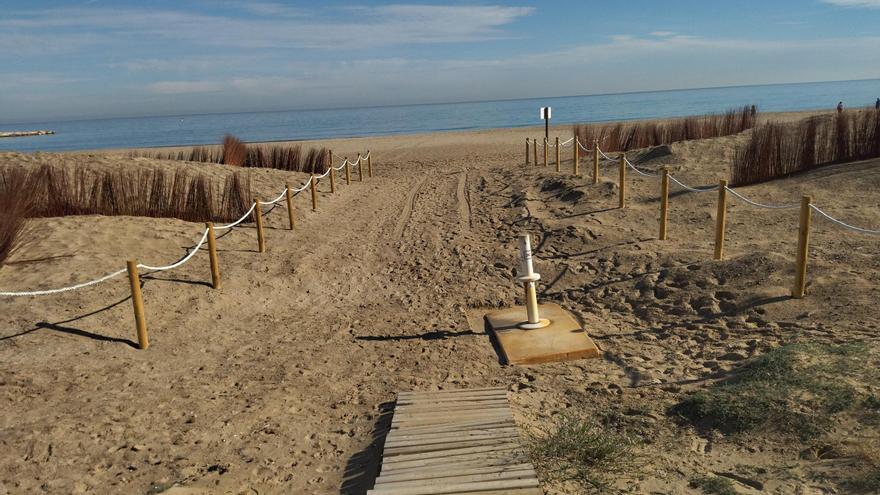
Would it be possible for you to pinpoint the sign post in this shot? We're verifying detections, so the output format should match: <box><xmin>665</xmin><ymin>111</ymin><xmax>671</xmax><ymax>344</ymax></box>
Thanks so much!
<box><xmin>540</xmin><ymin>107</ymin><xmax>551</xmax><ymax>141</ymax></box>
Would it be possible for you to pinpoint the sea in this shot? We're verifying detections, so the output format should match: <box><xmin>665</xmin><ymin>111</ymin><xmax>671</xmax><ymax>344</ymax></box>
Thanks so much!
<box><xmin>1</xmin><ymin>79</ymin><xmax>878</xmax><ymax>153</ymax></box>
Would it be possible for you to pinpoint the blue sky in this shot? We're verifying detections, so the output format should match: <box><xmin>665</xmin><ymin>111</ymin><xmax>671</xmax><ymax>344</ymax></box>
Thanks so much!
<box><xmin>1</xmin><ymin>0</ymin><xmax>879</xmax><ymax>123</ymax></box>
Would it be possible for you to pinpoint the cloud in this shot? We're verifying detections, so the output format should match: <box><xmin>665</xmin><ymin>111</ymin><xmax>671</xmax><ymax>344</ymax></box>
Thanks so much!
<box><xmin>221</xmin><ymin>1</ymin><xmax>306</xmax><ymax>17</ymax></box>
<box><xmin>649</xmin><ymin>31</ymin><xmax>676</xmax><ymax>37</ymax></box>
<box><xmin>0</xmin><ymin>4</ymin><xmax>534</xmax><ymax>50</ymax></box>
<box><xmin>145</xmin><ymin>81</ymin><xmax>225</xmax><ymax>94</ymax></box>
<box><xmin>821</xmin><ymin>0</ymin><xmax>880</xmax><ymax>7</ymax></box>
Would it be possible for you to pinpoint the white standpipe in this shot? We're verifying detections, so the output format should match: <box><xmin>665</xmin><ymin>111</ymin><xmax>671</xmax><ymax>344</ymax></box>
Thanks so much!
<box><xmin>516</xmin><ymin>234</ymin><xmax>550</xmax><ymax>329</ymax></box>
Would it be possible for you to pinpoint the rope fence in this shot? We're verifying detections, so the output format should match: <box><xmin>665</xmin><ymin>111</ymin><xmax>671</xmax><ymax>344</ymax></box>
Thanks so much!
<box><xmin>0</xmin><ymin>149</ymin><xmax>376</xmax><ymax>349</ymax></box>
<box><xmin>523</xmin><ymin>136</ymin><xmax>879</xmax><ymax>299</ymax></box>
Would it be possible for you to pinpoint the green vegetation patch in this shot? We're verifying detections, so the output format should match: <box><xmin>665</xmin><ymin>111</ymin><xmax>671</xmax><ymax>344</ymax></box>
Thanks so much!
<box><xmin>529</xmin><ymin>412</ymin><xmax>638</xmax><ymax>493</ymax></box>
<box><xmin>690</xmin><ymin>475</ymin><xmax>738</xmax><ymax>495</ymax></box>
<box><xmin>672</xmin><ymin>343</ymin><xmax>873</xmax><ymax>439</ymax></box>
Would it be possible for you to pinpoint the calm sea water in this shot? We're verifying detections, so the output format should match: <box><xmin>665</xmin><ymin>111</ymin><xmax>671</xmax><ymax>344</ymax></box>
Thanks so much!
<box><xmin>2</xmin><ymin>79</ymin><xmax>878</xmax><ymax>153</ymax></box>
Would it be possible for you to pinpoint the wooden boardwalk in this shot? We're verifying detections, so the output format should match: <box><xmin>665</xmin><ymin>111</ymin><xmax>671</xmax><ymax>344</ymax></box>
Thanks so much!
<box><xmin>367</xmin><ymin>387</ymin><xmax>542</xmax><ymax>495</ymax></box>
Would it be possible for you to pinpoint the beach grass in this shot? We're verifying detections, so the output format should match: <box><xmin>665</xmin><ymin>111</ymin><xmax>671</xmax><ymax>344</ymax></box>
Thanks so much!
<box><xmin>573</xmin><ymin>105</ymin><xmax>756</xmax><ymax>153</ymax></box>
<box><xmin>0</xmin><ymin>168</ymin><xmax>33</xmax><ymax>266</ymax></box>
<box><xmin>2</xmin><ymin>165</ymin><xmax>253</xmax><ymax>224</ymax></box>
<box><xmin>131</xmin><ymin>134</ymin><xmax>330</xmax><ymax>174</ymax></box>
<box><xmin>732</xmin><ymin>109</ymin><xmax>880</xmax><ymax>185</ymax></box>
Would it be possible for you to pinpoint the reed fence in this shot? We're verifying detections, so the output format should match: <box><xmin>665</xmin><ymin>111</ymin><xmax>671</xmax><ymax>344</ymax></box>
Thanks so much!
<box><xmin>0</xmin><ymin>152</ymin><xmax>374</xmax><ymax>350</ymax></box>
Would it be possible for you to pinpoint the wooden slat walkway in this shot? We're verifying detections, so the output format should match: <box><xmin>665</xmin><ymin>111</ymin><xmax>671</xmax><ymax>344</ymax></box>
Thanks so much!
<box><xmin>368</xmin><ymin>387</ymin><xmax>542</xmax><ymax>495</ymax></box>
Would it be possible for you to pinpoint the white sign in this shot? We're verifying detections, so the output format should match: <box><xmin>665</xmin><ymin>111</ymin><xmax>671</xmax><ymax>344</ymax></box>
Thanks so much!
<box><xmin>540</xmin><ymin>107</ymin><xmax>551</xmax><ymax>120</ymax></box>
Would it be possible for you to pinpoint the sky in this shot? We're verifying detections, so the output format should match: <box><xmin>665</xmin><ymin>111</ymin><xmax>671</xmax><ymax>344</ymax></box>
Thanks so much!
<box><xmin>1</xmin><ymin>0</ymin><xmax>879</xmax><ymax>124</ymax></box>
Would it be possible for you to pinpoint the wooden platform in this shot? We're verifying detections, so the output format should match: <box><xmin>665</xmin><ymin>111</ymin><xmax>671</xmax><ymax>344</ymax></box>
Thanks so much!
<box><xmin>368</xmin><ymin>387</ymin><xmax>542</xmax><ymax>495</ymax></box>
<box><xmin>484</xmin><ymin>303</ymin><xmax>600</xmax><ymax>365</ymax></box>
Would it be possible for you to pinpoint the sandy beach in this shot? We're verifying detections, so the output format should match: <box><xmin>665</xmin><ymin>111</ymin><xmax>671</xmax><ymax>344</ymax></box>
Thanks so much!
<box><xmin>1</xmin><ymin>111</ymin><xmax>878</xmax><ymax>494</ymax></box>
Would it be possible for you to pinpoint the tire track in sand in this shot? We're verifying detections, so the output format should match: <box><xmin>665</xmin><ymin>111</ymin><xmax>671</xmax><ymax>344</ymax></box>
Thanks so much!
<box><xmin>393</xmin><ymin>175</ymin><xmax>428</xmax><ymax>240</ymax></box>
<box><xmin>456</xmin><ymin>170</ymin><xmax>472</xmax><ymax>233</ymax></box>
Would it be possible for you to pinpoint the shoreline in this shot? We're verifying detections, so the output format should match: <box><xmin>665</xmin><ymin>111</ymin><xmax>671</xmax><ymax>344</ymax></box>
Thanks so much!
<box><xmin>96</xmin><ymin>108</ymin><xmax>829</xmax><ymax>155</ymax></box>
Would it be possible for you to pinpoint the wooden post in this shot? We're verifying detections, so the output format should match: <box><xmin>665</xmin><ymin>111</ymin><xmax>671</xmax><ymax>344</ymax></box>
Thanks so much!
<box><xmin>206</xmin><ymin>222</ymin><xmax>220</xmax><ymax>289</ymax></box>
<box><xmin>525</xmin><ymin>138</ymin><xmax>530</xmax><ymax>165</ymax></box>
<box><xmin>543</xmin><ymin>138</ymin><xmax>548</xmax><ymax>167</ymax></box>
<box><xmin>714</xmin><ymin>180</ymin><xmax>728</xmax><ymax>260</ymax></box>
<box><xmin>367</xmin><ymin>151</ymin><xmax>373</xmax><ymax>177</ymax></box>
<box><xmin>618</xmin><ymin>154</ymin><xmax>627</xmax><ymax>209</ymax></box>
<box><xmin>254</xmin><ymin>202</ymin><xmax>265</xmax><ymax>253</ymax></box>
<box><xmin>532</xmin><ymin>138</ymin><xmax>537</xmax><ymax>166</ymax></box>
<box><xmin>310</xmin><ymin>175</ymin><xmax>318</xmax><ymax>211</ymax></box>
<box><xmin>592</xmin><ymin>139</ymin><xmax>600</xmax><ymax>184</ymax></box>
<box><xmin>329</xmin><ymin>149</ymin><xmax>333</xmax><ymax>170</ymax></box>
<box><xmin>659</xmin><ymin>167</ymin><xmax>670</xmax><ymax>240</ymax></box>
<box><xmin>284</xmin><ymin>182</ymin><xmax>295</xmax><ymax>229</ymax></box>
<box><xmin>555</xmin><ymin>137</ymin><xmax>560</xmax><ymax>172</ymax></box>
<box><xmin>126</xmin><ymin>260</ymin><xmax>149</xmax><ymax>350</ymax></box>
<box><xmin>573</xmin><ymin>137</ymin><xmax>579</xmax><ymax>175</ymax></box>
<box><xmin>357</xmin><ymin>153</ymin><xmax>364</xmax><ymax>181</ymax></box>
<box><xmin>792</xmin><ymin>195</ymin><xmax>812</xmax><ymax>299</ymax></box>
<box><xmin>344</xmin><ymin>158</ymin><xmax>351</xmax><ymax>185</ymax></box>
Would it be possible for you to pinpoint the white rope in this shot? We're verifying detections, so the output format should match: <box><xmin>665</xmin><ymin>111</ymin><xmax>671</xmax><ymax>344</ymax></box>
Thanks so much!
<box><xmin>215</xmin><ymin>202</ymin><xmax>257</xmax><ymax>230</ymax></box>
<box><xmin>599</xmin><ymin>149</ymin><xmax>622</xmax><ymax>162</ymax></box>
<box><xmin>668</xmin><ymin>175</ymin><xmax>718</xmax><ymax>193</ymax></box>
<box><xmin>258</xmin><ymin>188</ymin><xmax>289</xmax><ymax>206</ymax></box>
<box><xmin>291</xmin><ymin>176</ymin><xmax>313</xmax><ymax>193</ymax></box>
<box><xmin>810</xmin><ymin>205</ymin><xmax>880</xmax><ymax>235</ymax></box>
<box><xmin>576</xmin><ymin>138</ymin><xmax>593</xmax><ymax>153</ymax></box>
<box><xmin>315</xmin><ymin>168</ymin><xmax>332</xmax><ymax>179</ymax></box>
<box><xmin>0</xmin><ymin>268</ymin><xmax>127</xmax><ymax>297</ymax></box>
<box><xmin>138</xmin><ymin>228</ymin><xmax>210</xmax><ymax>271</ymax></box>
<box><xmin>724</xmin><ymin>187</ymin><xmax>798</xmax><ymax>210</ymax></box>
<box><xmin>559</xmin><ymin>138</ymin><xmax>574</xmax><ymax>147</ymax></box>
<box><xmin>624</xmin><ymin>157</ymin><xmax>659</xmax><ymax>177</ymax></box>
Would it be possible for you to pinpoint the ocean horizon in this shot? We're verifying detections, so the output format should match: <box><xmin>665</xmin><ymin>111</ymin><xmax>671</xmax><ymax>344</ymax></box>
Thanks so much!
<box><xmin>2</xmin><ymin>78</ymin><xmax>878</xmax><ymax>153</ymax></box>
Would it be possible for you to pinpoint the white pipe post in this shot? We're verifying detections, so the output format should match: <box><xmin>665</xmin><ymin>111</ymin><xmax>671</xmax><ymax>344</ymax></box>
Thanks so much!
<box><xmin>516</xmin><ymin>233</ymin><xmax>549</xmax><ymax>329</ymax></box>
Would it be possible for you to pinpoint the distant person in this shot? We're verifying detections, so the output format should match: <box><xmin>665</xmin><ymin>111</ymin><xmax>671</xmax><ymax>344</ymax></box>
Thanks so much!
<box><xmin>837</xmin><ymin>101</ymin><xmax>844</xmax><ymax>113</ymax></box>
<box><xmin>750</xmin><ymin>105</ymin><xmax>756</xmax><ymax>116</ymax></box>
<box><xmin>875</xmin><ymin>98</ymin><xmax>879</xmax><ymax>110</ymax></box>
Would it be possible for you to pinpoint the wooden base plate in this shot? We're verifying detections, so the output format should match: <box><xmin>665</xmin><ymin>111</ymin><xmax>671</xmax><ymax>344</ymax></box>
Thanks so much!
<box><xmin>484</xmin><ymin>303</ymin><xmax>600</xmax><ymax>365</ymax></box>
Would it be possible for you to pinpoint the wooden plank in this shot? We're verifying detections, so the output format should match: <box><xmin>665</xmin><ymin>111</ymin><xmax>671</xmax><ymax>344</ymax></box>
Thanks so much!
<box><xmin>374</xmin><ymin>463</ymin><xmax>535</xmax><ymax>484</ymax></box>
<box><xmin>392</xmin><ymin>409</ymin><xmax>513</xmax><ymax>422</ymax></box>
<box><xmin>380</xmin><ymin>456</ymin><xmax>532</xmax><ymax>477</ymax></box>
<box><xmin>387</xmin><ymin>419</ymin><xmax>515</xmax><ymax>436</ymax></box>
<box><xmin>391</xmin><ymin>416</ymin><xmax>514</xmax><ymax>429</ymax></box>
<box><xmin>380</xmin><ymin>448</ymin><xmax>526</xmax><ymax>471</ymax></box>
<box><xmin>382</xmin><ymin>442</ymin><xmax>522</xmax><ymax>468</ymax></box>
<box><xmin>485</xmin><ymin>303</ymin><xmax>600</xmax><ymax>365</ymax></box>
<box><xmin>394</xmin><ymin>399</ymin><xmax>508</xmax><ymax>413</ymax></box>
<box><xmin>384</xmin><ymin>436</ymin><xmax>521</xmax><ymax>456</ymax></box>
<box><xmin>367</xmin><ymin>477</ymin><xmax>539</xmax><ymax>495</ymax></box>
<box><xmin>392</xmin><ymin>407</ymin><xmax>511</xmax><ymax>421</ymax></box>
<box><xmin>384</xmin><ymin>427</ymin><xmax>518</xmax><ymax>447</ymax></box>
<box><xmin>395</xmin><ymin>403</ymin><xmax>509</xmax><ymax>413</ymax></box>
<box><xmin>397</xmin><ymin>397</ymin><xmax>508</xmax><ymax>406</ymax></box>
<box><xmin>371</xmin><ymin>387</ymin><xmax>541</xmax><ymax>495</ymax></box>
<box><xmin>398</xmin><ymin>387</ymin><xmax>507</xmax><ymax>397</ymax></box>
<box><xmin>374</xmin><ymin>468</ymin><xmax>536</xmax><ymax>490</ymax></box>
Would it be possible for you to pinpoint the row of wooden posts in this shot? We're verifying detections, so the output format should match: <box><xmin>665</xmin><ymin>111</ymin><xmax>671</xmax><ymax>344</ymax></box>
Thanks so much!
<box><xmin>526</xmin><ymin>137</ymin><xmax>814</xmax><ymax>301</ymax></box>
<box><xmin>526</xmin><ymin>137</ymin><xmax>626</xmax><ymax>208</ymax></box>
<box><xmin>126</xmin><ymin>151</ymin><xmax>374</xmax><ymax>350</ymax></box>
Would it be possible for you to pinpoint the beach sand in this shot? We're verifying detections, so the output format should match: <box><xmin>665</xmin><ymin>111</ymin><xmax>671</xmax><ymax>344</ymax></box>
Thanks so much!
<box><xmin>0</xmin><ymin>111</ymin><xmax>878</xmax><ymax>494</ymax></box>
